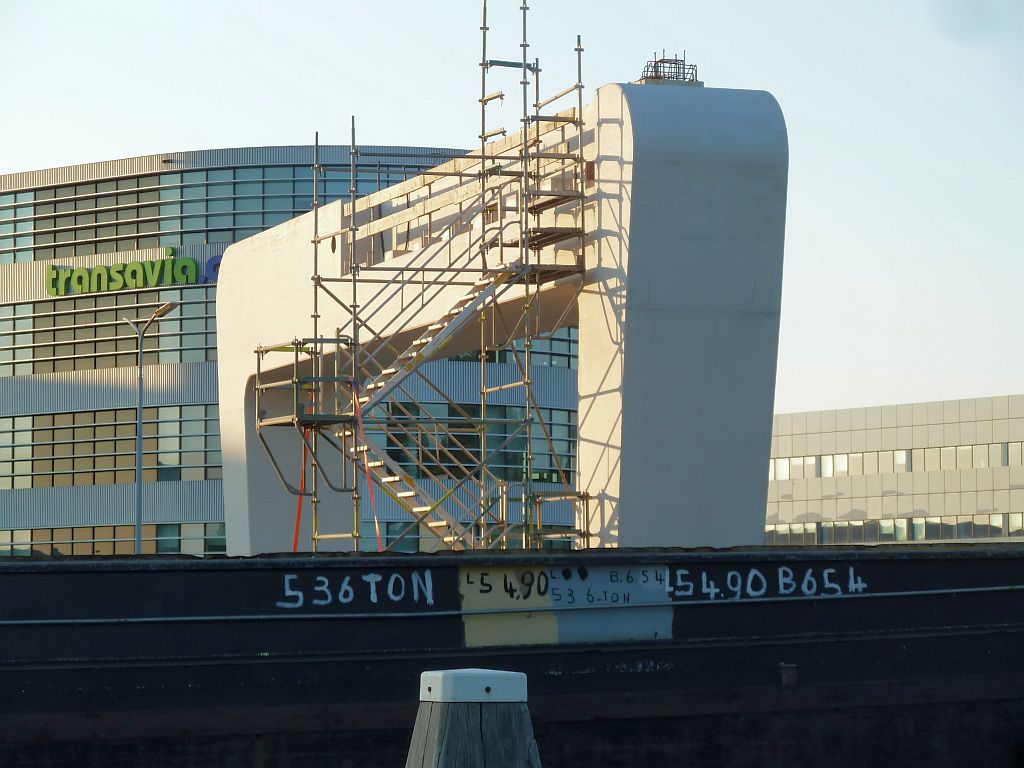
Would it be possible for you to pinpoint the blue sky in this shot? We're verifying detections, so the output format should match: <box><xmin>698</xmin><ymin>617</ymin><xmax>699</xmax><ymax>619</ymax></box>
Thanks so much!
<box><xmin>2</xmin><ymin>0</ymin><xmax>1021</xmax><ymax>412</ymax></box>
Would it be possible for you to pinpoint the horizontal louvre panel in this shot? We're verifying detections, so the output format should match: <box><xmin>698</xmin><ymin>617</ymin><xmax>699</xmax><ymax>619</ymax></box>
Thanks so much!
<box><xmin>0</xmin><ymin>362</ymin><xmax>217</xmax><ymax>416</ymax></box>
<box><xmin>0</xmin><ymin>480</ymin><xmax>223</xmax><ymax>529</ymax></box>
<box><xmin>1</xmin><ymin>146</ymin><xmax>466</xmax><ymax>192</ymax></box>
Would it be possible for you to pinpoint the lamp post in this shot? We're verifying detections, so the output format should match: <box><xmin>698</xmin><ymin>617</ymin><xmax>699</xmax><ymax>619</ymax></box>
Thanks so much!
<box><xmin>122</xmin><ymin>301</ymin><xmax>178</xmax><ymax>555</ymax></box>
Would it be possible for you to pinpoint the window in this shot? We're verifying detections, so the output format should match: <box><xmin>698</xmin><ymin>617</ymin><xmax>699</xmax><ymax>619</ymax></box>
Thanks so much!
<box><xmin>878</xmin><ymin>451</ymin><xmax>893</xmax><ymax>474</ymax></box>
<box><xmin>879</xmin><ymin>519</ymin><xmax>894</xmax><ymax>542</ymax></box>
<box><xmin>894</xmin><ymin>449</ymin><xmax>910</xmax><ymax>473</ymax></box>
<box><xmin>848</xmin><ymin>521</ymin><xmax>864</xmax><ymax>543</ymax></box>
<box><xmin>0</xmin><ymin>406</ymin><xmax>220</xmax><ymax>488</ymax></box>
<box><xmin>820</xmin><ymin>454</ymin><xmax>833</xmax><ymax>477</ymax></box>
<box><xmin>819</xmin><ymin>522</ymin><xmax>833</xmax><ymax>544</ymax></box>
<box><xmin>0</xmin><ymin>286</ymin><xmax>217</xmax><ymax>377</ymax></box>
<box><xmin>12</xmin><ymin>156</ymin><xmax>449</xmax><ymax>262</ymax></box>
<box><xmin>383</xmin><ymin>522</ymin><xmax>419</xmax><ymax>553</ymax></box>
<box><xmin>775</xmin><ymin>457</ymin><xmax>789</xmax><ymax>481</ymax></box>
<box><xmin>957</xmin><ymin>445</ymin><xmax>972</xmax><ymax>469</ymax></box>
<box><xmin>848</xmin><ymin>452</ymin><xmax>863</xmax><ymax>476</ymax></box>
<box><xmin>790</xmin><ymin>456</ymin><xmax>804</xmax><ymax>480</ymax></box>
<box><xmin>894</xmin><ymin>519</ymin><xmax>908</xmax><ymax>542</ymax></box>
<box><xmin>973</xmin><ymin>444</ymin><xmax>988</xmax><ymax>469</ymax></box>
<box><xmin>510</xmin><ymin>326</ymin><xmax>578</xmax><ymax>369</ymax></box>
<box><xmin>832</xmin><ymin>521</ymin><xmax>848</xmax><ymax>544</ymax></box>
<box><xmin>805</xmin><ymin>456</ymin><xmax>820</xmax><ymax>478</ymax></box>
<box><xmin>0</xmin><ymin>522</ymin><xmax>227</xmax><ymax>557</ymax></box>
<box><xmin>856</xmin><ymin>521</ymin><xmax>874</xmax><ymax>542</ymax></box>
<box><xmin>864</xmin><ymin>451</ymin><xmax>878</xmax><ymax>475</ymax></box>
<box><xmin>834</xmin><ymin>453</ymin><xmax>848</xmax><ymax>477</ymax></box>
<box><xmin>941</xmin><ymin>446</ymin><xmax>956</xmax><ymax>470</ymax></box>
<box><xmin>911</xmin><ymin>449</ymin><xmax>923</xmax><ymax>472</ymax></box>
<box><xmin>376</xmin><ymin>403</ymin><xmax>575</xmax><ymax>485</ymax></box>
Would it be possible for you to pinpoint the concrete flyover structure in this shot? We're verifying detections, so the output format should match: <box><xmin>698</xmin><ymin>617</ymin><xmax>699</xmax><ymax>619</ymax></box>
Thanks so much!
<box><xmin>217</xmin><ymin>80</ymin><xmax>788</xmax><ymax>554</ymax></box>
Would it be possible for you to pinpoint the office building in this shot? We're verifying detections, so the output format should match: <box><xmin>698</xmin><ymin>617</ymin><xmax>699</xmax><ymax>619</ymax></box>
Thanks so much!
<box><xmin>0</xmin><ymin>145</ymin><xmax>463</xmax><ymax>555</ymax></box>
<box><xmin>766</xmin><ymin>395</ymin><xmax>1024</xmax><ymax>544</ymax></box>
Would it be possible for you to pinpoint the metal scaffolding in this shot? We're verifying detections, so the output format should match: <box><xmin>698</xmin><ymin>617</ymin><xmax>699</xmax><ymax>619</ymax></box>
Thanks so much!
<box><xmin>254</xmin><ymin>1</ymin><xmax>590</xmax><ymax>552</ymax></box>
<box><xmin>638</xmin><ymin>52</ymin><xmax>700</xmax><ymax>84</ymax></box>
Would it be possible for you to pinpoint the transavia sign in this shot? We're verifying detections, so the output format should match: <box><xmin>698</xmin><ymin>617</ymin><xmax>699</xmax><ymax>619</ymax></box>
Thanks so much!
<box><xmin>46</xmin><ymin>248</ymin><xmax>201</xmax><ymax>297</ymax></box>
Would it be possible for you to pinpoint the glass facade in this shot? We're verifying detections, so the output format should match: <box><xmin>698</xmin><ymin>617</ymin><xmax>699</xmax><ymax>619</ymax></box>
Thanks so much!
<box><xmin>448</xmin><ymin>326</ymin><xmax>579</xmax><ymax>370</ymax></box>
<box><xmin>766</xmin><ymin>514</ymin><xmax>1024</xmax><ymax>545</ymax></box>
<box><xmin>379</xmin><ymin>403</ymin><xmax>577</xmax><ymax>485</ymax></box>
<box><xmin>0</xmin><ymin>405</ymin><xmax>220</xmax><ymax>490</ymax></box>
<box><xmin>770</xmin><ymin>442</ymin><xmax>1021</xmax><ymax>482</ymax></box>
<box><xmin>0</xmin><ymin>286</ymin><xmax>216</xmax><ymax>377</ymax></box>
<box><xmin>0</xmin><ymin>522</ymin><xmax>226</xmax><ymax>557</ymax></box>
<box><xmin>0</xmin><ymin>161</ymin><xmax>435</xmax><ymax>263</ymax></box>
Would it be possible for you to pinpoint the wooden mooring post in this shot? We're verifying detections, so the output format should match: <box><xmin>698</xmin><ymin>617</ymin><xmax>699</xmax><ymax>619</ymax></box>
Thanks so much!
<box><xmin>405</xmin><ymin>669</ymin><xmax>543</xmax><ymax>768</ymax></box>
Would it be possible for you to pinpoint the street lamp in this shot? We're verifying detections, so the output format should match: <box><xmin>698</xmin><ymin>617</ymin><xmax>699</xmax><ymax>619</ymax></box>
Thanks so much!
<box><xmin>122</xmin><ymin>301</ymin><xmax>178</xmax><ymax>555</ymax></box>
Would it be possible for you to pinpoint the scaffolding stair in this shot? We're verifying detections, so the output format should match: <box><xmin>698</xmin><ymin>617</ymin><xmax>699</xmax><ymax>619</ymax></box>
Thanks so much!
<box><xmin>337</xmin><ymin>427</ymin><xmax>474</xmax><ymax>550</ymax></box>
<box><xmin>353</xmin><ymin>263</ymin><xmax>529</xmax><ymax>414</ymax></box>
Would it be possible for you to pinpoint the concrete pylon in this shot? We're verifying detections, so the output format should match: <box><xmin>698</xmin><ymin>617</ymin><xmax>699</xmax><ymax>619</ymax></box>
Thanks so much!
<box><xmin>577</xmin><ymin>83</ymin><xmax>787</xmax><ymax>548</ymax></box>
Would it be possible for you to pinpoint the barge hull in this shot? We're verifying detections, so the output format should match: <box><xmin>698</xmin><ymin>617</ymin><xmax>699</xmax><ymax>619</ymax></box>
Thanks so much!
<box><xmin>3</xmin><ymin>546</ymin><xmax>1023</xmax><ymax>764</ymax></box>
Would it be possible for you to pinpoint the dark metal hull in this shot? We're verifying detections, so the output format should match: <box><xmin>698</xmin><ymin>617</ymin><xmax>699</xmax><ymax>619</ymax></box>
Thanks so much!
<box><xmin>3</xmin><ymin>546</ymin><xmax>1024</xmax><ymax>764</ymax></box>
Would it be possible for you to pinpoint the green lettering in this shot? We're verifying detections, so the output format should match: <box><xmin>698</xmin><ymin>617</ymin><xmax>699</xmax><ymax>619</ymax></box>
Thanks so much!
<box><xmin>43</xmin><ymin>257</ymin><xmax>201</xmax><ymax>296</ymax></box>
<box><xmin>57</xmin><ymin>269</ymin><xmax>72</xmax><ymax>296</ymax></box>
<box><xmin>89</xmin><ymin>265</ymin><xmax>109</xmax><ymax>293</ymax></box>
<box><xmin>70</xmin><ymin>268</ymin><xmax>90</xmax><ymax>294</ymax></box>
<box><xmin>142</xmin><ymin>259</ymin><xmax>162</xmax><ymax>286</ymax></box>
<box><xmin>161</xmin><ymin>258</ymin><xmax>174</xmax><ymax>284</ymax></box>
<box><xmin>124</xmin><ymin>261</ymin><xmax>144</xmax><ymax>289</ymax></box>
<box><xmin>165</xmin><ymin>246</ymin><xmax>176</xmax><ymax>258</ymax></box>
<box><xmin>108</xmin><ymin>263</ymin><xmax>125</xmax><ymax>291</ymax></box>
<box><xmin>172</xmin><ymin>257</ymin><xmax>198</xmax><ymax>285</ymax></box>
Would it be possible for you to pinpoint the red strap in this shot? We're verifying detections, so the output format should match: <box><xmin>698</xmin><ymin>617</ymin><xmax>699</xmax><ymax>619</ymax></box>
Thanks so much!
<box><xmin>291</xmin><ymin>429</ymin><xmax>309</xmax><ymax>553</ymax></box>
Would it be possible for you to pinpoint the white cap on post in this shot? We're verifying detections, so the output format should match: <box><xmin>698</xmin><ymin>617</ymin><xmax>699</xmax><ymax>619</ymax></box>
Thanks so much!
<box><xmin>419</xmin><ymin>669</ymin><xmax>528</xmax><ymax>703</ymax></box>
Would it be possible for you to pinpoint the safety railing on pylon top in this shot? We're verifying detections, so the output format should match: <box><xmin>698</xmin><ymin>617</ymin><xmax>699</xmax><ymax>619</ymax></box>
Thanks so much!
<box><xmin>254</xmin><ymin>0</ymin><xmax>591</xmax><ymax>552</ymax></box>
